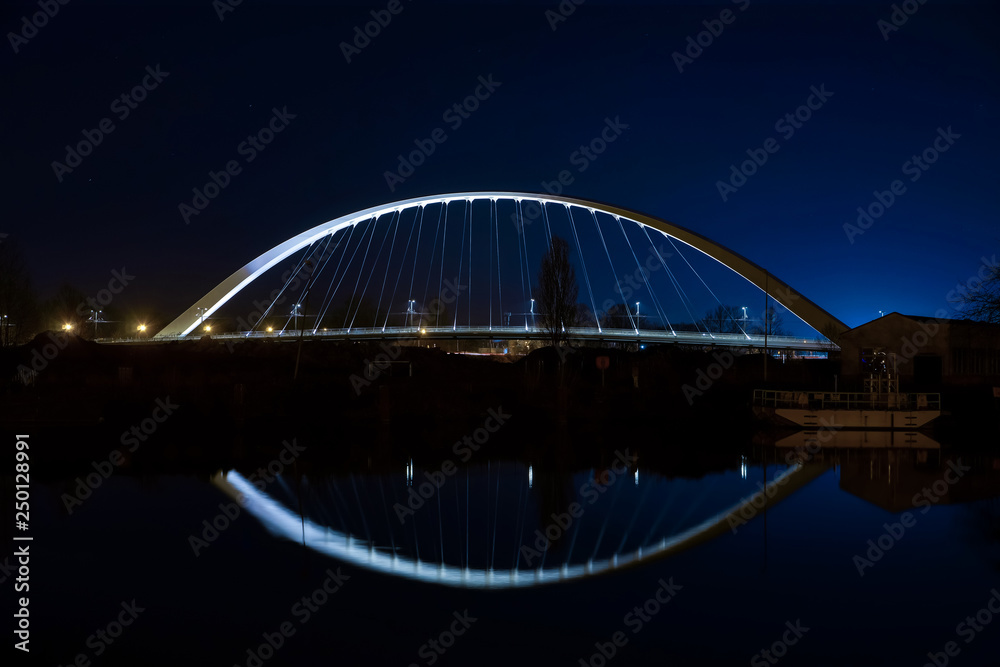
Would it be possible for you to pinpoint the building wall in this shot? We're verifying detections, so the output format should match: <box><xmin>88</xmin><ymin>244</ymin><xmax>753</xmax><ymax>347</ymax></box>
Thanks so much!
<box><xmin>839</xmin><ymin>314</ymin><xmax>1000</xmax><ymax>389</ymax></box>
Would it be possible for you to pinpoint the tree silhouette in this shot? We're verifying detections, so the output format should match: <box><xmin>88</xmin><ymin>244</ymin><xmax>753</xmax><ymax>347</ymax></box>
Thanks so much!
<box><xmin>537</xmin><ymin>236</ymin><xmax>578</xmax><ymax>350</ymax></box>
<box><xmin>703</xmin><ymin>305</ymin><xmax>743</xmax><ymax>333</ymax></box>
<box><xmin>750</xmin><ymin>306</ymin><xmax>787</xmax><ymax>336</ymax></box>
<box><xmin>953</xmin><ymin>264</ymin><xmax>1000</xmax><ymax>324</ymax></box>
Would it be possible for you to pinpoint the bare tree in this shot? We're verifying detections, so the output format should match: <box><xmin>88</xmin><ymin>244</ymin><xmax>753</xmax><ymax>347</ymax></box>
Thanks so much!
<box><xmin>703</xmin><ymin>305</ymin><xmax>743</xmax><ymax>333</ymax></box>
<box><xmin>600</xmin><ymin>302</ymin><xmax>635</xmax><ymax>329</ymax></box>
<box><xmin>954</xmin><ymin>264</ymin><xmax>1000</xmax><ymax>324</ymax></box>
<box><xmin>537</xmin><ymin>236</ymin><xmax>578</xmax><ymax>349</ymax></box>
<box><xmin>750</xmin><ymin>306</ymin><xmax>787</xmax><ymax>336</ymax></box>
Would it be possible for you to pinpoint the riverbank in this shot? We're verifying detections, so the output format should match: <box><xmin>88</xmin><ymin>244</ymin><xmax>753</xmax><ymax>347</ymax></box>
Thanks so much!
<box><xmin>2</xmin><ymin>334</ymin><xmax>997</xmax><ymax>474</ymax></box>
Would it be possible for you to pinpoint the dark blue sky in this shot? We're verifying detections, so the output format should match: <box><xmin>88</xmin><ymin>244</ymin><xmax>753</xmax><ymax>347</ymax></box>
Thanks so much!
<box><xmin>5</xmin><ymin>0</ymin><xmax>998</xmax><ymax>329</ymax></box>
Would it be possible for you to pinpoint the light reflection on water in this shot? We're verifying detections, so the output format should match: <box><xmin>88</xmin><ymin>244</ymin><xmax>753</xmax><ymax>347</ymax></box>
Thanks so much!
<box><xmin>215</xmin><ymin>456</ymin><xmax>824</xmax><ymax>587</ymax></box>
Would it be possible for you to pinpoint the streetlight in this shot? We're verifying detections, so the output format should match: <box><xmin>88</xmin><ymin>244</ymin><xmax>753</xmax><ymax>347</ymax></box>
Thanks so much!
<box><xmin>204</xmin><ymin>324</ymin><xmax>211</xmax><ymax>332</ymax></box>
<box><xmin>408</xmin><ymin>299</ymin><xmax>416</xmax><ymax>328</ymax></box>
<box><xmin>266</xmin><ymin>326</ymin><xmax>273</xmax><ymax>333</ymax></box>
<box><xmin>136</xmin><ymin>324</ymin><xmax>146</xmax><ymax>339</ymax></box>
<box><xmin>63</xmin><ymin>323</ymin><xmax>73</xmax><ymax>331</ymax></box>
<box><xmin>635</xmin><ymin>301</ymin><xmax>640</xmax><ymax>317</ymax></box>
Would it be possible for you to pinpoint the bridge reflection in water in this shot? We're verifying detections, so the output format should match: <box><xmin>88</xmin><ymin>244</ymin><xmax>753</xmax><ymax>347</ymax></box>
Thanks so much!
<box><xmin>212</xmin><ymin>458</ymin><xmax>826</xmax><ymax>589</ymax></box>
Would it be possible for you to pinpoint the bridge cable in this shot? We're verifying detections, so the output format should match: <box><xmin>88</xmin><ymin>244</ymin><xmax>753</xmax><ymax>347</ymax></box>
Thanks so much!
<box><xmin>300</xmin><ymin>233</ymin><xmax>341</xmax><ymax>332</ymax></box>
<box><xmin>467</xmin><ymin>200</ymin><xmax>473</xmax><ymax>330</ymax></box>
<box><xmin>374</xmin><ymin>208</ymin><xmax>403</xmax><ymax>331</ymax></box>
<box><xmin>565</xmin><ymin>474</ymin><xmax>586</xmax><ymax>563</ymax></box>
<box><xmin>566</xmin><ymin>205</ymin><xmax>601</xmax><ymax>332</ymax></box>
<box><xmin>641</xmin><ymin>227</ymin><xmax>699</xmax><ymax>335</ymax></box>
<box><xmin>312</xmin><ymin>220</ymin><xmax>364</xmax><ymax>334</ymax></box>
<box><xmin>541</xmin><ymin>202</ymin><xmax>553</xmax><ymax>248</ymax></box>
<box><xmin>494</xmin><ymin>198</ymin><xmax>503</xmax><ymax>331</ymax></box>
<box><xmin>665</xmin><ymin>237</ymin><xmax>750</xmax><ymax>338</ymax></box>
<box><xmin>616</xmin><ymin>472</ymin><xmax>655</xmax><ymax>554</ymax></box>
<box><xmin>465</xmin><ymin>468</ymin><xmax>470</xmax><ymax>570</ymax></box>
<box><xmin>421</xmin><ymin>202</ymin><xmax>445</xmax><ymax>326</ymax></box>
<box><xmin>263</xmin><ymin>238</ymin><xmax>322</xmax><ymax>334</ymax></box>
<box><xmin>453</xmin><ymin>469</ymin><xmax>464</xmax><ymax>569</ymax></box>
<box><xmin>454</xmin><ymin>201</ymin><xmax>469</xmax><ymax>330</ymax></box>
<box><xmin>509</xmin><ymin>466</ymin><xmax>525</xmax><ymax>570</ymax></box>
<box><xmin>616</xmin><ymin>214</ymin><xmax>673</xmax><ymax>334</ymax></box>
<box><xmin>290</xmin><ymin>234</ymin><xmax>337</xmax><ymax>331</ymax></box>
<box><xmin>349</xmin><ymin>210</ymin><xmax>397</xmax><ymax>331</ymax></box>
<box><xmin>490</xmin><ymin>461</ymin><xmax>501</xmax><ymax>571</ymax></box>
<box><xmin>436</xmin><ymin>483</ymin><xmax>444</xmax><ymax>564</ymax></box>
<box><xmin>383</xmin><ymin>206</ymin><xmax>421</xmax><ymax>331</ymax></box>
<box><xmin>489</xmin><ymin>202</ymin><xmax>494</xmax><ymax>330</ymax></box>
<box><xmin>666</xmin><ymin>476</ymin><xmax>720</xmax><ymax>537</ymax></box>
<box><xmin>514</xmin><ymin>200</ymin><xmax>530</xmax><ymax>330</ymax></box>
<box><xmin>376</xmin><ymin>477</ymin><xmax>396</xmax><ymax>553</ymax></box>
<box><xmin>406</xmin><ymin>204</ymin><xmax>426</xmax><ymax>330</ymax></box>
<box><xmin>590</xmin><ymin>469</ymin><xmax>624</xmax><ymax>560</ymax></box>
<box><xmin>328</xmin><ymin>216</ymin><xmax>377</xmax><ymax>330</ymax></box>
<box><xmin>514</xmin><ymin>470</ymin><xmax>531</xmax><ymax>570</ymax></box>
<box><xmin>349</xmin><ymin>474</ymin><xmax>372</xmax><ymax>545</ymax></box>
<box><xmin>590</xmin><ymin>208</ymin><xmax>637</xmax><ymax>331</ymax></box>
<box><xmin>521</xmin><ymin>201</ymin><xmax>536</xmax><ymax>330</ymax></box>
<box><xmin>325</xmin><ymin>479</ymin><xmax>349</xmax><ymax>541</ymax></box>
<box><xmin>641</xmin><ymin>480</ymin><xmax>683</xmax><ymax>548</ymax></box>
<box><xmin>338</xmin><ymin>214</ymin><xmax>381</xmax><ymax>330</ymax></box>
<box><xmin>436</xmin><ymin>202</ymin><xmax>448</xmax><ymax>327</ymax></box>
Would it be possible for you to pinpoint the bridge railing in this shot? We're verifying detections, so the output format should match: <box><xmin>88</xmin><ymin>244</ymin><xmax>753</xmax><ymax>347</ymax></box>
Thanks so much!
<box><xmin>117</xmin><ymin>326</ymin><xmax>838</xmax><ymax>350</ymax></box>
<box><xmin>753</xmin><ymin>389</ymin><xmax>941</xmax><ymax>411</ymax></box>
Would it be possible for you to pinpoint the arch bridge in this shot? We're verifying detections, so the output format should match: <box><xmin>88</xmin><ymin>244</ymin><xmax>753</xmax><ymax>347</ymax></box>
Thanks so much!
<box><xmin>155</xmin><ymin>192</ymin><xmax>845</xmax><ymax>350</ymax></box>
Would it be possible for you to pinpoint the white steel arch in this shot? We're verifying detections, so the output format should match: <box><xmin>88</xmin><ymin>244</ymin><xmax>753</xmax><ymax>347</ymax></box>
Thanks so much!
<box><xmin>155</xmin><ymin>192</ymin><xmax>847</xmax><ymax>339</ymax></box>
<box><xmin>213</xmin><ymin>462</ymin><xmax>823</xmax><ymax>589</ymax></box>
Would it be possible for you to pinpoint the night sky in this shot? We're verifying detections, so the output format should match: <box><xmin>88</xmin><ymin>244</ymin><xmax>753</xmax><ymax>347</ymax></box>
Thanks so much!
<box><xmin>5</xmin><ymin>0</ymin><xmax>998</xmax><ymax>330</ymax></box>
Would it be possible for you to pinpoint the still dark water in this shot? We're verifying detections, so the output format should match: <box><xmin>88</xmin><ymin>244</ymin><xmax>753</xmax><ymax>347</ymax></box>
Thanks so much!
<box><xmin>10</xmin><ymin>433</ymin><xmax>1000</xmax><ymax>666</ymax></box>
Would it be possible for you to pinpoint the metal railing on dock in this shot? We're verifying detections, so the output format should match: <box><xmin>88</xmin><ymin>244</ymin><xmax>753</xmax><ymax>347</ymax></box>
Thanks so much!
<box><xmin>753</xmin><ymin>389</ymin><xmax>941</xmax><ymax>411</ymax></box>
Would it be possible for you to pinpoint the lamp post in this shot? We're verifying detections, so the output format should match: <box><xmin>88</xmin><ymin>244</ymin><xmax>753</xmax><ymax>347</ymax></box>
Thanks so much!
<box><xmin>86</xmin><ymin>310</ymin><xmax>104</xmax><ymax>338</ymax></box>
<box><xmin>408</xmin><ymin>299</ymin><xmax>416</xmax><ymax>328</ymax></box>
<box><xmin>136</xmin><ymin>324</ymin><xmax>146</xmax><ymax>340</ymax></box>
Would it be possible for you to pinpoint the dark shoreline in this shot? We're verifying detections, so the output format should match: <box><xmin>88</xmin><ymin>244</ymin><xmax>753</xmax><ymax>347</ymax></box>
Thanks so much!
<box><xmin>3</xmin><ymin>335</ymin><xmax>998</xmax><ymax>478</ymax></box>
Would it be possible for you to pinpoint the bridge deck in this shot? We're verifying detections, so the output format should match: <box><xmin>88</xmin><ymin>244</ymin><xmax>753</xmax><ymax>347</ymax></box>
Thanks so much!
<box><xmin>112</xmin><ymin>326</ymin><xmax>837</xmax><ymax>351</ymax></box>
